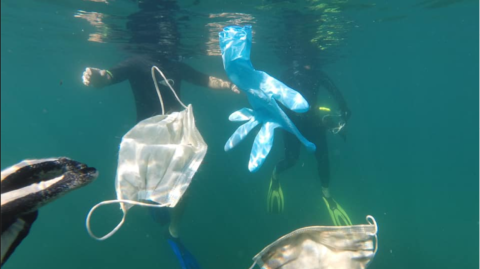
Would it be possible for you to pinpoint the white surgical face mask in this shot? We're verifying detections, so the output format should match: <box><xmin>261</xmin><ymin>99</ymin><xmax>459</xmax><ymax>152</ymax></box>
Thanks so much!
<box><xmin>86</xmin><ymin>66</ymin><xmax>207</xmax><ymax>240</ymax></box>
<box><xmin>249</xmin><ymin>215</ymin><xmax>378</xmax><ymax>269</ymax></box>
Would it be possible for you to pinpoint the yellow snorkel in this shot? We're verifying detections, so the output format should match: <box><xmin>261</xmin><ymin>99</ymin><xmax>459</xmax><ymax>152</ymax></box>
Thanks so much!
<box><xmin>318</xmin><ymin>106</ymin><xmax>331</xmax><ymax>112</ymax></box>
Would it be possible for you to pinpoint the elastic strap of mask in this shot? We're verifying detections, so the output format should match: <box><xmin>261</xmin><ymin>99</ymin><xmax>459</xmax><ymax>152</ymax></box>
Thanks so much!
<box><xmin>366</xmin><ymin>215</ymin><xmax>379</xmax><ymax>255</ymax></box>
<box><xmin>151</xmin><ymin>66</ymin><xmax>187</xmax><ymax>115</ymax></box>
<box><xmin>85</xmin><ymin>199</ymin><xmax>169</xmax><ymax>241</ymax></box>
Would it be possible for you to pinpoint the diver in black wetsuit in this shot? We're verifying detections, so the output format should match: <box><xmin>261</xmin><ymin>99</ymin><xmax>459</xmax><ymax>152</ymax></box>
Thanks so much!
<box><xmin>82</xmin><ymin>0</ymin><xmax>238</xmax><ymax>122</ymax></box>
<box><xmin>81</xmin><ymin>1</ymin><xmax>235</xmax><ymax>268</ymax></box>
<box><xmin>266</xmin><ymin>9</ymin><xmax>353</xmax><ymax>227</ymax></box>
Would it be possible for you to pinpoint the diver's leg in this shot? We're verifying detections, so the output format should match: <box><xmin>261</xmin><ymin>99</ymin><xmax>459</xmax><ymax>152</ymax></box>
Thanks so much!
<box><xmin>276</xmin><ymin>131</ymin><xmax>301</xmax><ymax>174</ymax></box>
<box><xmin>168</xmin><ymin>189</ymin><xmax>189</xmax><ymax>238</ymax></box>
<box><xmin>313</xmin><ymin>126</ymin><xmax>352</xmax><ymax>226</ymax></box>
<box><xmin>267</xmin><ymin>131</ymin><xmax>301</xmax><ymax>213</ymax></box>
<box><xmin>164</xmin><ymin>189</ymin><xmax>202</xmax><ymax>269</ymax></box>
<box><xmin>313</xmin><ymin>127</ymin><xmax>330</xmax><ymax>190</ymax></box>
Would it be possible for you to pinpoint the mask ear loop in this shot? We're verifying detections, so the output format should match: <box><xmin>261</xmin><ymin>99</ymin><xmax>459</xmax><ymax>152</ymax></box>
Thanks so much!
<box><xmin>151</xmin><ymin>66</ymin><xmax>187</xmax><ymax>116</ymax></box>
<box><xmin>366</xmin><ymin>215</ymin><xmax>379</xmax><ymax>255</ymax></box>
<box><xmin>86</xmin><ymin>199</ymin><xmax>170</xmax><ymax>241</ymax></box>
<box><xmin>331</xmin><ymin>121</ymin><xmax>346</xmax><ymax>134</ymax></box>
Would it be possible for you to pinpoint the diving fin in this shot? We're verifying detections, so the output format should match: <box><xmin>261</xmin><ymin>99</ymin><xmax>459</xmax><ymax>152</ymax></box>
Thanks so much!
<box><xmin>267</xmin><ymin>169</ymin><xmax>284</xmax><ymax>214</ymax></box>
<box><xmin>322</xmin><ymin>196</ymin><xmax>352</xmax><ymax>226</ymax></box>
<box><xmin>167</xmin><ymin>237</ymin><xmax>202</xmax><ymax>269</ymax></box>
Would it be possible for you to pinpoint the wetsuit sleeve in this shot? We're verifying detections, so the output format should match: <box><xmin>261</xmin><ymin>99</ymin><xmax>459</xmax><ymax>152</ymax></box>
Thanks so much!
<box><xmin>179</xmin><ymin>63</ymin><xmax>211</xmax><ymax>87</ymax></box>
<box><xmin>106</xmin><ymin>58</ymin><xmax>137</xmax><ymax>85</ymax></box>
<box><xmin>179</xmin><ymin>63</ymin><xmax>232</xmax><ymax>90</ymax></box>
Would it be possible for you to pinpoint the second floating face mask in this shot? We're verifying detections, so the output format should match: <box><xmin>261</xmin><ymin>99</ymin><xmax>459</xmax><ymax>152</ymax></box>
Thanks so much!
<box><xmin>86</xmin><ymin>66</ymin><xmax>207</xmax><ymax>240</ymax></box>
<box><xmin>249</xmin><ymin>216</ymin><xmax>378</xmax><ymax>269</ymax></box>
<box><xmin>219</xmin><ymin>25</ymin><xmax>316</xmax><ymax>172</ymax></box>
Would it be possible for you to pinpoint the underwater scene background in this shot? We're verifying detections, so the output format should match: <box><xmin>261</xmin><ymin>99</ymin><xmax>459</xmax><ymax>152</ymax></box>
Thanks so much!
<box><xmin>1</xmin><ymin>0</ymin><xmax>478</xmax><ymax>268</ymax></box>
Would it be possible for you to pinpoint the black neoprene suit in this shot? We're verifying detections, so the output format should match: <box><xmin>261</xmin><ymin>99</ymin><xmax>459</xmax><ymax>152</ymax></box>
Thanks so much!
<box><xmin>275</xmin><ymin>66</ymin><xmax>349</xmax><ymax>189</ymax></box>
<box><xmin>107</xmin><ymin>55</ymin><xmax>212</xmax><ymax>122</ymax></box>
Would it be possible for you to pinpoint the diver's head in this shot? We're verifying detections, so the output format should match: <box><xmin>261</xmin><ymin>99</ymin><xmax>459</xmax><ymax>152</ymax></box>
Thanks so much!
<box><xmin>292</xmin><ymin>59</ymin><xmax>314</xmax><ymax>73</ymax></box>
<box><xmin>125</xmin><ymin>0</ymin><xmax>180</xmax><ymax>57</ymax></box>
<box><xmin>136</xmin><ymin>0</ymin><xmax>179</xmax><ymax>10</ymax></box>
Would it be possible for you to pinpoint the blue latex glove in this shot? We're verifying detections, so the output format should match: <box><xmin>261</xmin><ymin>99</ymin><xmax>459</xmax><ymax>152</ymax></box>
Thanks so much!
<box><xmin>219</xmin><ymin>25</ymin><xmax>316</xmax><ymax>172</ymax></box>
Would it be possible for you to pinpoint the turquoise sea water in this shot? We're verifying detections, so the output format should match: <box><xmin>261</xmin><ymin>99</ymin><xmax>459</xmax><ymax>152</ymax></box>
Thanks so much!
<box><xmin>1</xmin><ymin>1</ymin><xmax>478</xmax><ymax>269</ymax></box>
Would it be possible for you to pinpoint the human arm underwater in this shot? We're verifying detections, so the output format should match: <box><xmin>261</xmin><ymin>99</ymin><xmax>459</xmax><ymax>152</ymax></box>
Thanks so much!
<box><xmin>82</xmin><ymin>57</ymin><xmax>137</xmax><ymax>88</ymax></box>
<box><xmin>82</xmin><ymin>59</ymin><xmax>240</xmax><ymax>93</ymax></box>
<box><xmin>318</xmin><ymin>70</ymin><xmax>351</xmax><ymax>121</ymax></box>
<box><xmin>82</xmin><ymin>65</ymin><xmax>130</xmax><ymax>88</ymax></box>
<box><xmin>180</xmin><ymin>63</ymin><xmax>240</xmax><ymax>94</ymax></box>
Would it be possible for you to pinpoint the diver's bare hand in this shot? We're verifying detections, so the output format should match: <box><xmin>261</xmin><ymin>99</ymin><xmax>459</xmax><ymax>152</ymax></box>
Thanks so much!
<box><xmin>207</xmin><ymin>76</ymin><xmax>240</xmax><ymax>94</ymax></box>
<box><xmin>230</xmin><ymin>84</ymin><xmax>240</xmax><ymax>94</ymax></box>
<box><xmin>82</xmin><ymin>67</ymin><xmax>112</xmax><ymax>88</ymax></box>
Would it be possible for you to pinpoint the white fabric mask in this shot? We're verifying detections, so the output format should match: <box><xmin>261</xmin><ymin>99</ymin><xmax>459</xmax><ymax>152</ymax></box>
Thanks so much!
<box><xmin>86</xmin><ymin>66</ymin><xmax>207</xmax><ymax>240</ymax></box>
<box><xmin>249</xmin><ymin>215</ymin><xmax>378</xmax><ymax>269</ymax></box>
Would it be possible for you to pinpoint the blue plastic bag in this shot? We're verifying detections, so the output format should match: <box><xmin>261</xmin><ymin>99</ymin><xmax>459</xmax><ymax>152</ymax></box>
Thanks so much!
<box><xmin>219</xmin><ymin>25</ymin><xmax>316</xmax><ymax>172</ymax></box>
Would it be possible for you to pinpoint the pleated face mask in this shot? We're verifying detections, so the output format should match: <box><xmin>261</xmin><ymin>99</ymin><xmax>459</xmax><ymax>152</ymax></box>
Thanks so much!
<box><xmin>86</xmin><ymin>66</ymin><xmax>207</xmax><ymax>240</ymax></box>
<box><xmin>249</xmin><ymin>216</ymin><xmax>378</xmax><ymax>269</ymax></box>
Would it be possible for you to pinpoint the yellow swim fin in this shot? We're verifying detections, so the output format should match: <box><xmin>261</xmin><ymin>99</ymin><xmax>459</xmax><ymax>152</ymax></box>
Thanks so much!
<box><xmin>267</xmin><ymin>170</ymin><xmax>284</xmax><ymax>213</ymax></box>
<box><xmin>323</xmin><ymin>196</ymin><xmax>352</xmax><ymax>226</ymax></box>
